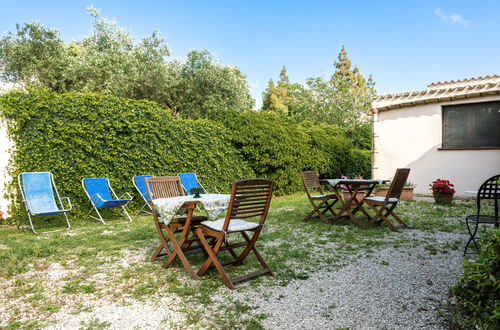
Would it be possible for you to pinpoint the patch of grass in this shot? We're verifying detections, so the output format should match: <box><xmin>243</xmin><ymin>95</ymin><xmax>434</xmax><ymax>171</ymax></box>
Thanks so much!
<box><xmin>0</xmin><ymin>195</ymin><xmax>474</xmax><ymax>328</ymax></box>
<box><xmin>79</xmin><ymin>318</ymin><xmax>111</xmax><ymax>330</ymax></box>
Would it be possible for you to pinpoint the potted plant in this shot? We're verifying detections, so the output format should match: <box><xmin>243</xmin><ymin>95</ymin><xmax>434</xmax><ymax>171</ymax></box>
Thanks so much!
<box><xmin>189</xmin><ymin>187</ymin><xmax>204</xmax><ymax>198</ymax></box>
<box><xmin>430</xmin><ymin>179</ymin><xmax>455</xmax><ymax>204</ymax></box>
<box><xmin>375</xmin><ymin>182</ymin><xmax>415</xmax><ymax>201</ymax></box>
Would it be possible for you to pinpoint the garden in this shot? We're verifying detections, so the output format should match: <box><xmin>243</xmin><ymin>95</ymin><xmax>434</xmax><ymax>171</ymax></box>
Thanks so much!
<box><xmin>0</xmin><ymin>9</ymin><xmax>498</xmax><ymax>329</ymax></box>
<box><xmin>1</xmin><ymin>193</ymin><xmax>495</xmax><ymax>329</ymax></box>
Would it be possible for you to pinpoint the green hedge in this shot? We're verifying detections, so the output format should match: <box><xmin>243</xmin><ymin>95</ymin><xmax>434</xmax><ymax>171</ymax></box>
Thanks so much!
<box><xmin>0</xmin><ymin>91</ymin><xmax>372</xmax><ymax>219</ymax></box>
<box><xmin>0</xmin><ymin>91</ymin><xmax>253</xmax><ymax>219</ymax></box>
<box><xmin>452</xmin><ymin>228</ymin><xmax>500</xmax><ymax>328</ymax></box>
<box><xmin>217</xmin><ymin>111</ymin><xmax>371</xmax><ymax>194</ymax></box>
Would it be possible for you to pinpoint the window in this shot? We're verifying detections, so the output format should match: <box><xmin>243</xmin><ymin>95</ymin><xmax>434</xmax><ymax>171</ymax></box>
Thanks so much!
<box><xmin>442</xmin><ymin>101</ymin><xmax>500</xmax><ymax>148</ymax></box>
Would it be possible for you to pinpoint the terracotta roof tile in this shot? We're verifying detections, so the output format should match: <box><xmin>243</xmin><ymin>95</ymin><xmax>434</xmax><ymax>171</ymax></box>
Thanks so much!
<box><xmin>374</xmin><ymin>75</ymin><xmax>500</xmax><ymax>111</ymax></box>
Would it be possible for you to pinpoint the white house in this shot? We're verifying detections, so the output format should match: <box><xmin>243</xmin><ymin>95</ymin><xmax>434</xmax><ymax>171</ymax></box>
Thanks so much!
<box><xmin>0</xmin><ymin>82</ymin><xmax>16</xmax><ymax>217</ymax></box>
<box><xmin>372</xmin><ymin>75</ymin><xmax>500</xmax><ymax>196</ymax></box>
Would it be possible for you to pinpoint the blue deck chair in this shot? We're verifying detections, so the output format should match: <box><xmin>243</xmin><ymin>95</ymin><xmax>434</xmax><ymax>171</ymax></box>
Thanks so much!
<box><xmin>177</xmin><ymin>173</ymin><xmax>219</xmax><ymax>195</ymax></box>
<box><xmin>82</xmin><ymin>178</ymin><xmax>133</xmax><ymax>224</ymax></box>
<box><xmin>18</xmin><ymin>172</ymin><xmax>72</xmax><ymax>233</ymax></box>
<box><xmin>133</xmin><ymin>175</ymin><xmax>153</xmax><ymax>215</ymax></box>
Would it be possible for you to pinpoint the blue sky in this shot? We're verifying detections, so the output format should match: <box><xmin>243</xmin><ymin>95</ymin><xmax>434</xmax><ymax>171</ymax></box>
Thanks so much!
<box><xmin>1</xmin><ymin>0</ymin><xmax>499</xmax><ymax>107</ymax></box>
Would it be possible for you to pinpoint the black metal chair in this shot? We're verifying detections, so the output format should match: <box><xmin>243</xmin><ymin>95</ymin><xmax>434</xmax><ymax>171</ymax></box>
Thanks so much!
<box><xmin>464</xmin><ymin>174</ymin><xmax>500</xmax><ymax>256</ymax></box>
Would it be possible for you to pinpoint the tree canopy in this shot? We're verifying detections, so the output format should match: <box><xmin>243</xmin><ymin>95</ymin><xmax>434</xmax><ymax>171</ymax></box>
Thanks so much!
<box><xmin>0</xmin><ymin>7</ymin><xmax>253</xmax><ymax>119</ymax></box>
<box><xmin>262</xmin><ymin>46</ymin><xmax>376</xmax><ymax>148</ymax></box>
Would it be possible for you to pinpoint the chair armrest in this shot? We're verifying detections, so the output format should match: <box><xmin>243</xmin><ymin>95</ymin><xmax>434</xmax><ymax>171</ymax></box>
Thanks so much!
<box><xmin>61</xmin><ymin>197</ymin><xmax>73</xmax><ymax>211</ymax></box>
<box><xmin>118</xmin><ymin>192</ymin><xmax>133</xmax><ymax>200</ymax></box>
<box><xmin>22</xmin><ymin>199</ymin><xmax>33</xmax><ymax>211</ymax></box>
<box><xmin>89</xmin><ymin>193</ymin><xmax>105</xmax><ymax>204</ymax></box>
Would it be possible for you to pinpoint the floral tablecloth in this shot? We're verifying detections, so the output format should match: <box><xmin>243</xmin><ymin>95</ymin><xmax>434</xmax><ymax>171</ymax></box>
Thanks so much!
<box><xmin>326</xmin><ymin>179</ymin><xmax>384</xmax><ymax>187</ymax></box>
<box><xmin>152</xmin><ymin>194</ymin><xmax>231</xmax><ymax>225</ymax></box>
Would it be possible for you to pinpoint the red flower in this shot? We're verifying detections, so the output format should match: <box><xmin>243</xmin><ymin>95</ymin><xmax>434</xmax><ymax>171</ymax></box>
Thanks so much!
<box><xmin>430</xmin><ymin>179</ymin><xmax>455</xmax><ymax>194</ymax></box>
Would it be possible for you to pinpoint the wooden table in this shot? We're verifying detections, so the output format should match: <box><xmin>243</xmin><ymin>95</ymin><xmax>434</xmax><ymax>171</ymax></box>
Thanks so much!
<box><xmin>326</xmin><ymin>179</ymin><xmax>386</xmax><ymax>228</ymax></box>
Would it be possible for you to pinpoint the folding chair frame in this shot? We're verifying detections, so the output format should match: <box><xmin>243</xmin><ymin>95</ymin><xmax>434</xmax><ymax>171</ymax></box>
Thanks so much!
<box><xmin>132</xmin><ymin>175</ymin><xmax>153</xmax><ymax>215</ymax></box>
<box><xmin>301</xmin><ymin>171</ymin><xmax>339</xmax><ymax>224</ymax></box>
<box><xmin>18</xmin><ymin>172</ymin><xmax>72</xmax><ymax>234</ymax></box>
<box><xmin>195</xmin><ymin>179</ymin><xmax>274</xmax><ymax>289</ymax></box>
<box><xmin>145</xmin><ymin>176</ymin><xmax>212</xmax><ymax>280</ymax></box>
<box><xmin>364</xmin><ymin>168</ymin><xmax>410</xmax><ymax>231</ymax></box>
<box><xmin>82</xmin><ymin>178</ymin><xmax>133</xmax><ymax>225</ymax></box>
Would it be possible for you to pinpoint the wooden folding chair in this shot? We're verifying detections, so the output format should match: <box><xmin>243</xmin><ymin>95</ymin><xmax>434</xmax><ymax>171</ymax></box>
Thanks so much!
<box><xmin>301</xmin><ymin>171</ymin><xmax>339</xmax><ymax>224</ymax></box>
<box><xmin>195</xmin><ymin>179</ymin><xmax>274</xmax><ymax>289</ymax></box>
<box><xmin>145</xmin><ymin>176</ymin><xmax>207</xmax><ymax>279</ymax></box>
<box><xmin>364</xmin><ymin>168</ymin><xmax>410</xmax><ymax>231</ymax></box>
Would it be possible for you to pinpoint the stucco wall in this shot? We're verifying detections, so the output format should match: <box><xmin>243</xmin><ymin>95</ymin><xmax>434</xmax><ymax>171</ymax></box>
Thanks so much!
<box><xmin>373</xmin><ymin>95</ymin><xmax>500</xmax><ymax>196</ymax></box>
<box><xmin>0</xmin><ymin>118</ymin><xmax>13</xmax><ymax>216</ymax></box>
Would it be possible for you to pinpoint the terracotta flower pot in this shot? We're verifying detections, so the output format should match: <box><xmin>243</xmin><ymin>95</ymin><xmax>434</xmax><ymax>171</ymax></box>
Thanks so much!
<box><xmin>343</xmin><ymin>191</ymin><xmax>366</xmax><ymax>207</ymax></box>
<box><xmin>433</xmin><ymin>192</ymin><xmax>454</xmax><ymax>204</ymax></box>
<box><xmin>375</xmin><ymin>187</ymin><xmax>414</xmax><ymax>201</ymax></box>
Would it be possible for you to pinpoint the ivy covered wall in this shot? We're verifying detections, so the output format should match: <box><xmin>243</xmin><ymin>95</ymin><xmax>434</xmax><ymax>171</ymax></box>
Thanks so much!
<box><xmin>0</xmin><ymin>91</ymin><xmax>371</xmax><ymax>220</ymax></box>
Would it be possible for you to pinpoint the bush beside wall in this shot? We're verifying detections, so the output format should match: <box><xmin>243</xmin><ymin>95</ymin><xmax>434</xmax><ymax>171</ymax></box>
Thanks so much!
<box><xmin>452</xmin><ymin>228</ymin><xmax>500</xmax><ymax>328</ymax></box>
<box><xmin>218</xmin><ymin>112</ymin><xmax>371</xmax><ymax>194</ymax></box>
<box><xmin>0</xmin><ymin>91</ymin><xmax>371</xmax><ymax>218</ymax></box>
<box><xmin>0</xmin><ymin>91</ymin><xmax>253</xmax><ymax>218</ymax></box>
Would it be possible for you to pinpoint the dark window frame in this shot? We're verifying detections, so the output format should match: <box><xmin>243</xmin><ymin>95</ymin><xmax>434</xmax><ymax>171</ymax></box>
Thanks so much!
<box><xmin>440</xmin><ymin>100</ymin><xmax>500</xmax><ymax>150</ymax></box>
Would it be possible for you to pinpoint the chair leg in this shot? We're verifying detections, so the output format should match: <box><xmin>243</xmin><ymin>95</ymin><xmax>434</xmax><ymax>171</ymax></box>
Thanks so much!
<box><xmin>379</xmin><ymin>212</ymin><xmax>399</xmax><ymax>232</ymax></box>
<box><xmin>62</xmin><ymin>212</ymin><xmax>71</xmax><ymax>230</ymax></box>
<box><xmin>324</xmin><ymin>200</ymin><xmax>338</xmax><ymax>218</ymax></box>
<box><xmin>195</xmin><ymin>228</ymin><xmax>234</xmax><ymax>289</ymax></box>
<box><xmin>303</xmin><ymin>208</ymin><xmax>316</xmax><ymax>222</ymax></box>
<box><xmin>165</xmin><ymin>227</ymin><xmax>198</xmax><ymax>280</ymax></box>
<box><xmin>311</xmin><ymin>200</ymin><xmax>332</xmax><ymax>224</ymax></box>
<box><xmin>235</xmin><ymin>228</ymin><xmax>262</xmax><ymax>264</ymax></box>
<box><xmin>241</xmin><ymin>231</ymin><xmax>273</xmax><ymax>276</ymax></box>
<box><xmin>464</xmin><ymin>218</ymin><xmax>480</xmax><ymax>255</ymax></box>
<box><xmin>27</xmin><ymin>212</ymin><xmax>37</xmax><ymax>234</ymax></box>
<box><xmin>151</xmin><ymin>224</ymin><xmax>174</xmax><ymax>262</ymax></box>
<box><xmin>121</xmin><ymin>205</ymin><xmax>133</xmax><ymax>222</ymax></box>
<box><xmin>367</xmin><ymin>203</ymin><xmax>386</xmax><ymax>228</ymax></box>
<box><xmin>196</xmin><ymin>229</ymin><xmax>225</xmax><ymax>276</ymax></box>
<box><xmin>136</xmin><ymin>203</ymin><xmax>151</xmax><ymax>216</ymax></box>
<box><xmin>85</xmin><ymin>206</ymin><xmax>106</xmax><ymax>224</ymax></box>
<box><xmin>385</xmin><ymin>207</ymin><xmax>407</xmax><ymax>228</ymax></box>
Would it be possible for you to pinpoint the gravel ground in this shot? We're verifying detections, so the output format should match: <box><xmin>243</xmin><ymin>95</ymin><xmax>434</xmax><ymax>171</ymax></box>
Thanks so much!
<box><xmin>1</xmin><ymin>230</ymin><xmax>466</xmax><ymax>329</ymax></box>
<box><xmin>214</xmin><ymin>230</ymin><xmax>466</xmax><ymax>329</ymax></box>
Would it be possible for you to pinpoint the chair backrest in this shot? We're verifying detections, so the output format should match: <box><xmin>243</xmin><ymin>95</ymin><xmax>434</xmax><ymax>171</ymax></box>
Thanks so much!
<box><xmin>301</xmin><ymin>171</ymin><xmax>323</xmax><ymax>196</ymax></box>
<box><xmin>82</xmin><ymin>178</ymin><xmax>114</xmax><ymax>207</ymax></box>
<box><xmin>19</xmin><ymin>172</ymin><xmax>60</xmax><ymax>213</ymax></box>
<box><xmin>133</xmin><ymin>175</ymin><xmax>153</xmax><ymax>201</ymax></box>
<box><xmin>476</xmin><ymin>174</ymin><xmax>500</xmax><ymax>214</ymax></box>
<box><xmin>222</xmin><ymin>179</ymin><xmax>274</xmax><ymax>231</ymax></box>
<box><xmin>144</xmin><ymin>176</ymin><xmax>185</xmax><ymax>201</ymax></box>
<box><xmin>386</xmin><ymin>168</ymin><xmax>411</xmax><ymax>199</ymax></box>
<box><xmin>178</xmin><ymin>173</ymin><xmax>201</xmax><ymax>194</ymax></box>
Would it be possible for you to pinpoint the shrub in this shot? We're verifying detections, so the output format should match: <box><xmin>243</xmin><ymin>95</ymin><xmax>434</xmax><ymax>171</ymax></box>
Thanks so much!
<box><xmin>452</xmin><ymin>228</ymin><xmax>500</xmax><ymax>328</ymax></box>
<box><xmin>345</xmin><ymin>149</ymin><xmax>371</xmax><ymax>179</ymax></box>
<box><xmin>218</xmin><ymin>111</ymin><xmax>370</xmax><ymax>194</ymax></box>
<box><xmin>218</xmin><ymin>111</ymin><xmax>311</xmax><ymax>194</ymax></box>
<box><xmin>0</xmin><ymin>91</ymin><xmax>253</xmax><ymax>219</ymax></box>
